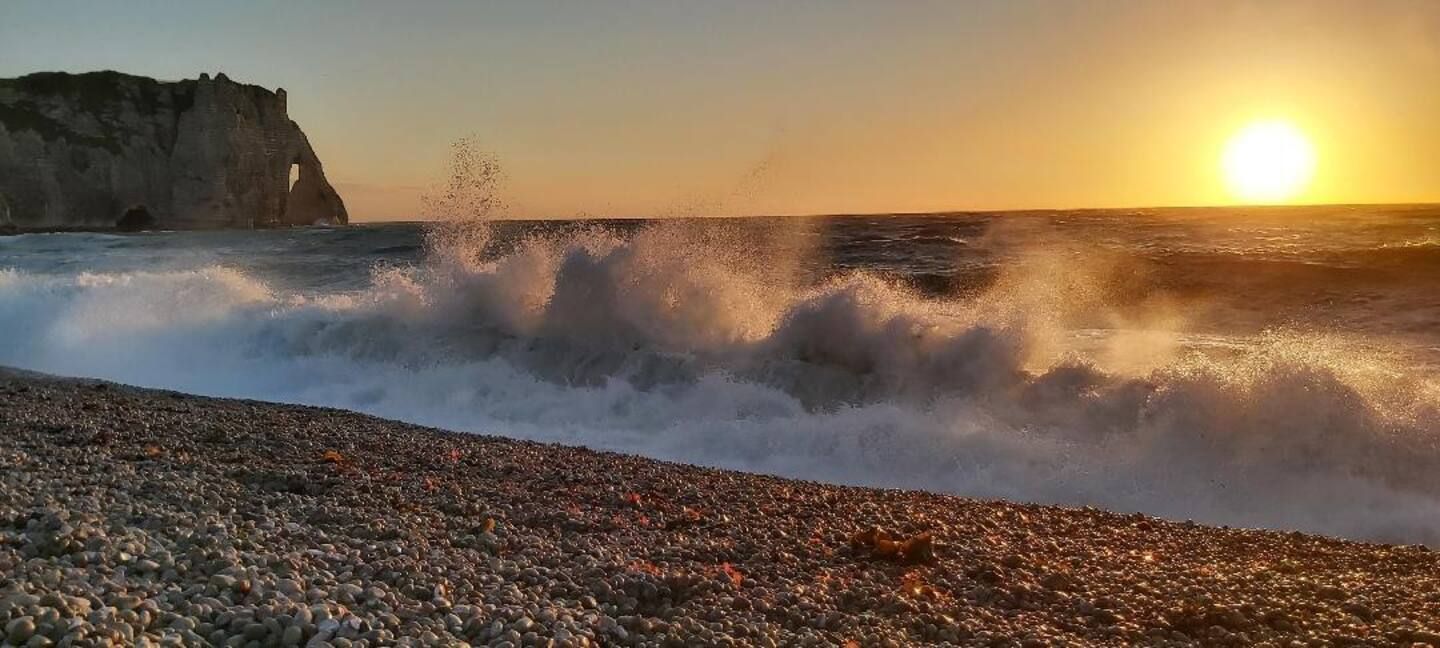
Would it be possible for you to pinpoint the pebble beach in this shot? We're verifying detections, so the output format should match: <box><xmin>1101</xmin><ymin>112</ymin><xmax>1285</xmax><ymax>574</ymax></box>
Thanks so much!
<box><xmin>2</xmin><ymin>368</ymin><xmax>1438</xmax><ymax>648</ymax></box>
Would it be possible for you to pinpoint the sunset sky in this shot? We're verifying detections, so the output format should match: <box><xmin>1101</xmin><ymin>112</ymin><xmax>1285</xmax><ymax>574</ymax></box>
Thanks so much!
<box><xmin>3</xmin><ymin>0</ymin><xmax>1438</xmax><ymax>220</ymax></box>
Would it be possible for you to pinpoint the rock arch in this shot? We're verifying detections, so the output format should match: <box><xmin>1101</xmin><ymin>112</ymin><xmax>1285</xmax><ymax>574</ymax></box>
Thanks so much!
<box><xmin>280</xmin><ymin>144</ymin><xmax>347</xmax><ymax>226</ymax></box>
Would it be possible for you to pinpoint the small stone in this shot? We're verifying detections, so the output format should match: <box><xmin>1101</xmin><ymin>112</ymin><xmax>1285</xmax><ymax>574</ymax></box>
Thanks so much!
<box><xmin>210</xmin><ymin>575</ymin><xmax>238</xmax><ymax>591</ymax></box>
<box><xmin>242</xmin><ymin>621</ymin><xmax>268</xmax><ymax>640</ymax></box>
<box><xmin>6</xmin><ymin>616</ymin><xmax>37</xmax><ymax>644</ymax></box>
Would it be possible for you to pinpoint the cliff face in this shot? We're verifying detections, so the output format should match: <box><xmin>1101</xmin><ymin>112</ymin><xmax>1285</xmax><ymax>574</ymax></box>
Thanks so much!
<box><xmin>0</xmin><ymin>71</ymin><xmax>347</xmax><ymax>230</ymax></box>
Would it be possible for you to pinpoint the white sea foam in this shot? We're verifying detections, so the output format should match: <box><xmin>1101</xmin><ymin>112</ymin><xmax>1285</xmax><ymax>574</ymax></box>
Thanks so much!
<box><xmin>2</xmin><ymin>220</ymin><xmax>1438</xmax><ymax>545</ymax></box>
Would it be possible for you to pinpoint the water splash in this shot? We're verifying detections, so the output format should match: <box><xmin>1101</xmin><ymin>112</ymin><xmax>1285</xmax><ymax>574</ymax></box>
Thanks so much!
<box><xmin>2</xmin><ymin>218</ymin><xmax>1438</xmax><ymax>546</ymax></box>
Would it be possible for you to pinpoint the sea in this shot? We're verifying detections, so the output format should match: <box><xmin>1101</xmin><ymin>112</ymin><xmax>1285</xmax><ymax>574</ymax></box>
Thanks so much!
<box><xmin>2</xmin><ymin>204</ymin><xmax>1439</xmax><ymax>545</ymax></box>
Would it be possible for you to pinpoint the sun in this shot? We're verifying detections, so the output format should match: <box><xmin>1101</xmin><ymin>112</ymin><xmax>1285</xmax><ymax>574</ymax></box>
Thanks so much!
<box><xmin>1221</xmin><ymin>120</ymin><xmax>1316</xmax><ymax>204</ymax></box>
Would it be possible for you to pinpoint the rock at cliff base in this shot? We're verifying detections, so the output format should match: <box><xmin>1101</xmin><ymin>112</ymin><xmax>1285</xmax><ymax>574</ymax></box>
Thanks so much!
<box><xmin>115</xmin><ymin>206</ymin><xmax>156</xmax><ymax>232</ymax></box>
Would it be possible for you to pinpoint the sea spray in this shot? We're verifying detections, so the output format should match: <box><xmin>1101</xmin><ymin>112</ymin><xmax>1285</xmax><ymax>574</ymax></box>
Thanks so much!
<box><xmin>2</xmin><ymin>216</ymin><xmax>1439</xmax><ymax>545</ymax></box>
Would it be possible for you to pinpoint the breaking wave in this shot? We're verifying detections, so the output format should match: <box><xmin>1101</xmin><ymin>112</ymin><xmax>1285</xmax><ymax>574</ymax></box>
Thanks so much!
<box><xmin>2</xmin><ymin>220</ymin><xmax>1439</xmax><ymax>546</ymax></box>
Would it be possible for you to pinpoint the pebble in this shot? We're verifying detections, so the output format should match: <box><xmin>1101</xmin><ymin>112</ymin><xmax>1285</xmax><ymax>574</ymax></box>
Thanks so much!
<box><xmin>6</xmin><ymin>617</ymin><xmax>37</xmax><ymax>644</ymax></box>
<box><xmin>0</xmin><ymin>372</ymin><xmax>1435</xmax><ymax>647</ymax></box>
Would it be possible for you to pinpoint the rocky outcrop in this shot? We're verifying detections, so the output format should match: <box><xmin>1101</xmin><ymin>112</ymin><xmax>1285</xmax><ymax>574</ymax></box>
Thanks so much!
<box><xmin>0</xmin><ymin>71</ymin><xmax>347</xmax><ymax>230</ymax></box>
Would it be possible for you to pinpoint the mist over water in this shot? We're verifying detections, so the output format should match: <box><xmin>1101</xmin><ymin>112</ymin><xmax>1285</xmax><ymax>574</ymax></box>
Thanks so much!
<box><xmin>3</xmin><ymin>206</ymin><xmax>1440</xmax><ymax>545</ymax></box>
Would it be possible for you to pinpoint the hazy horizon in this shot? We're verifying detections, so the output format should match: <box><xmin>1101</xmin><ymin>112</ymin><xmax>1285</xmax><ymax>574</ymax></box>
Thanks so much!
<box><xmin>344</xmin><ymin>200</ymin><xmax>1440</xmax><ymax>224</ymax></box>
<box><xmin>4</xmin><ymin>0</ymin><xmax>1439</xmax><ymax>221</ymax></box>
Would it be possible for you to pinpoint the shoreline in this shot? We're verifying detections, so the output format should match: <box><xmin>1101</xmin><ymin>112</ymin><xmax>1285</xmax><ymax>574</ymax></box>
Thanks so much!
<box><xmin>1</xmin><ymin>369</ymin><xmax>1437</xmax><ymax>646</ymax></box>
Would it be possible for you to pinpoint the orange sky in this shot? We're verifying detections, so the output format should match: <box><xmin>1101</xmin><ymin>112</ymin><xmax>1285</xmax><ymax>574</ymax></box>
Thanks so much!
<box><xmin>4</xmin><ymin>0</ymin><xmax>1439</xmax><ymax>219</ymax></box>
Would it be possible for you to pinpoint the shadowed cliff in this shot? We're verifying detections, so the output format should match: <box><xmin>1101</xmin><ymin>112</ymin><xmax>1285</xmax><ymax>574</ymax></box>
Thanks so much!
<box><xmin>0</xmin><ymin>71</ymin><xmax>347</xmax><ymax>230</ymax></box>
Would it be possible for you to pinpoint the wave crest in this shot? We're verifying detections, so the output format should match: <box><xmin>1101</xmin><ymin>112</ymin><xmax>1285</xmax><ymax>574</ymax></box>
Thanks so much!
<box><xmin>2</xmin><ymin>220</ymin><xmax>1438</xmax><ymax>545</ymax></box>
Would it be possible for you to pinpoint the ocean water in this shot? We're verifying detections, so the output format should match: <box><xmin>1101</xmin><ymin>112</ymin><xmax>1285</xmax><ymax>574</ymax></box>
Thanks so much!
<box><xmin>3</xmin><ymin>205</ymin><xmax>1439</xmax><ymax>545</ymax></box>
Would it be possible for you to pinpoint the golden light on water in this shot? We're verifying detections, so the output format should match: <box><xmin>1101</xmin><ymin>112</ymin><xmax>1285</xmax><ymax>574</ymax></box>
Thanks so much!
<box><xmin>1221</xmin><ymin>120</ymin><xmax>1317</xmax><ymax>204</ymax></box>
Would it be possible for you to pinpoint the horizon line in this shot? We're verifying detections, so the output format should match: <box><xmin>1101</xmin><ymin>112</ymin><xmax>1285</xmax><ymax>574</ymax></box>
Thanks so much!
<box><xmin>351</xmin><ymin>200</ymin><xmax>1440</xmax><ymax>224</ymax></box>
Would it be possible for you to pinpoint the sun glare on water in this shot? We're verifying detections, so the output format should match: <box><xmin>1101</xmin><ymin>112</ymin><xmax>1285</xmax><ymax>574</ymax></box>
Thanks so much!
<box><xmin>1221</xmin><ymin>120</ymin><xmax>1316</xmax><ymax>204</ymax></box>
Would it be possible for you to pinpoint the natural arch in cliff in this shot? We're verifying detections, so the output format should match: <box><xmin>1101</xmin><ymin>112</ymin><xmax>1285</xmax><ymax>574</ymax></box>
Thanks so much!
<box><xmin>281</xmin><ymin>154</ymin><xmax>347</xmax><ymax>226</ymax></box>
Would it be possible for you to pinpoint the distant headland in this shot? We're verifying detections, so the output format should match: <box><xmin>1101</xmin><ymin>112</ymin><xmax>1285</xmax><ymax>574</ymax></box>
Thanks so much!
<box><xmin>0</xmin><ymin>71</ymin><xmax>347</xmax><ymax>233</ymax></box>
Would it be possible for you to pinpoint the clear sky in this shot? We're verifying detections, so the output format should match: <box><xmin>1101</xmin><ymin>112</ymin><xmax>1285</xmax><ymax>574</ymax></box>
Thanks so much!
<box><xmin>3</xmin><ymin>0</ymin><xmax>1438</xmax><ymax>220</ymax></box>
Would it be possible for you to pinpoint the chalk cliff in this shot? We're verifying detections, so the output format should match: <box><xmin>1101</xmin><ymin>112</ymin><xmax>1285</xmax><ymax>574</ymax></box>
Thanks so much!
<box><xmin>0</xmin><ymin>71</ymin><xmax>347</xmax><ymax>230</ymax></box>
